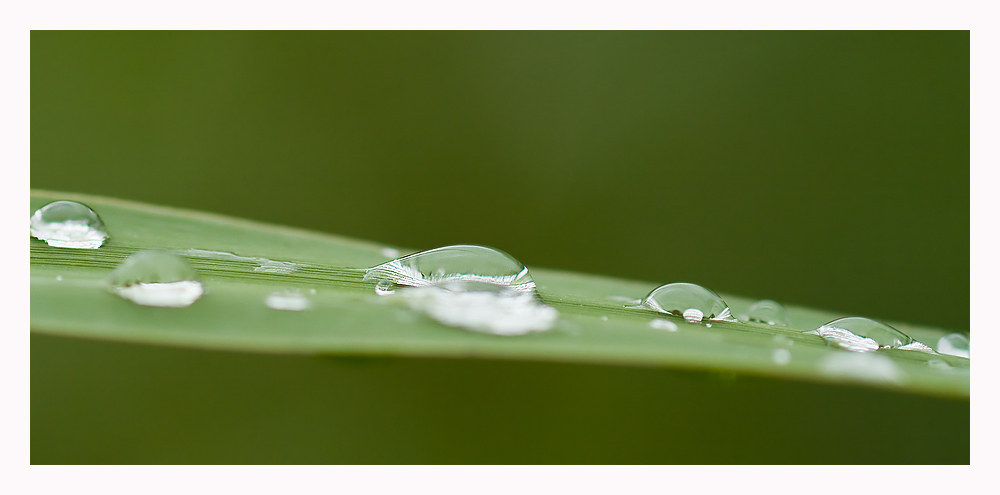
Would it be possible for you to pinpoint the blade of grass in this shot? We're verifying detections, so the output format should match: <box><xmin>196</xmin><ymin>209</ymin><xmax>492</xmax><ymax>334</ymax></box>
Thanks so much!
<box><xmin>30</xmin><ymin>189</ymin><xmax>969</xmax><ymax>399</ymax></box>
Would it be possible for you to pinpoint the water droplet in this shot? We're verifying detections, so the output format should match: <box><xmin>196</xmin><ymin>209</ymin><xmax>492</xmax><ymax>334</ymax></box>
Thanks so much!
<box><xmin>381</xmin><ymin>247</ymin><xmax>400</xmax><ymax>258</ymax></box>
<box><xmin>808</xmin><ymin>317</ymin><xmax>913</xmax><ymax>352</ymax></box>
<box><xmin>818</xmin><ymin>352</ymin><xmax>903</xmax><ymax>384</ymax></box>
<box><xmin>265</xmin><ymin>290</ymin><xmax>310</xmax><ymax>311</ymax></box>
<box><xmin>106</xmin><ymin>250</ymin><xmax>203</xmax><ymax>307</ymax></box>
<box><xmin>600</xmin><ymin>315</ymin><xmax>609</xmax><ymax>321</ymax></box>
<box><xmin>30</xmin><ymin>200</ymin><xmax>109</xmax><ymax>249</ymax></box>
<box><xmin>936</xmin><ymin>333</ymin><xmax>970</xmax><ymax>358</ymax></box>
<box><xmin>374</xmin><ymin>280</ymin><xmax>395</xmax><ymax>295</ymax></box>
<box><xmin>634</xmin><ymin>282</ymin><xmax>737</xmax><ymax>323</ymax></box>
<box><xmin>400</xmin><ymin>286</ymin><xmax>557</xmax><ymax>336</ymax></box>
<box><xmin>746</xmin><ymin>299</ymin><xmax>789</xmax><ymax>327</ymax></box>
<box><xmin>771</xmin><ymin>348</ymin><xmax>791</xmax><ymax>366</ymax></box>
<box><xmin>55</xmin><ymin>275</ymin><xmax>63</xmax><ymax>281</ymax></box>
<box><xmin>649</xmin><ymin>319</ymin><xmax>678</xmax><ymax>331</ymax></box>
<box><xmin>363</xmin><ymin>245</ymin><xmax>535</xmax><ymax>294</ymax></box>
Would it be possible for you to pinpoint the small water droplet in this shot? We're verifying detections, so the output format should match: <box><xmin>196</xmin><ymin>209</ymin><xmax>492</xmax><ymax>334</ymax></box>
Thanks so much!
<box><xmin>55</xmin><ymin>275</ymin><xmax>63</xmax><ymax>281</ymax></box>
<box><xmin>936</xmin><ymin>333</ymin><xmax>970</xmax><ymax>358</ymax></box>
<box><xmin>375</xmin><ymin>280</ymin><xmax>396</xmax><ymax>296</ymax></box>
<box><xmin>634</xmin><ymin>282</ymin><xmax>737</xmax><ymax>323</ymax></box>
<box><xmin>106</xmin><ymin>250</ymin><xmax>203</xmax><ymax>307</ymax></box>
<box><xmin>649</xmin><ymin>319</ymin><xmax>678</xmax><ymax>331</ymax></box>
<box><xmin>771</xmin><ymin>348</ymin><xmax>791</xmax><ymax>366</ymax></box>
<box><xmin>746</xmin><ymin>299</ymin><xmax>789</xmax><ymax>327</ymax></box>
<box><xmin>308</xmin><ymin>288</ymin><xmax>317</xmax><ymax>295</ymax></box>
<box><xmin>600</xmin><ymin>315</ymin><xmax>609</xmax><ymax>321</ymax></box>
<box><xmin>808</xmin><ymin>317</ymin><xmax>913</xmax><ymax>352</ymax></box>
<box><xmin>381</xmin><ymin>247</ymin><xmax>400</xmax><ymax>258</ymax></box>
<box><xmin>30</xmin><ymin>200</ymin><xmax>109</xmax><ymax>249</ymax></box>
<box><xmin>265</xmin><ymin>290</ymin><xmax>310</xmax><ymax>311</ymax></box>
<box><xmin>401</xmin><ymin>285</ymin><xmax>557</xmax><ymax>336</ymax></box>
<box><xmin>363</xmin><ymin>245</ymin><xmax>535</xmax><ymax>294</ymax></box>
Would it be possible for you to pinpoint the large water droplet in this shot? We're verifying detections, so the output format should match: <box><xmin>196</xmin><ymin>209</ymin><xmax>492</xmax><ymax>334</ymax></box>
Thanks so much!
<box><xmin>363</xmin><ymin>245</ymin><xmax>535</xmax><ymax>294</ymax></box>
<box><xmin>936</xmin><ymin>333</ymin><xmax>970</xmax><ymax>358</ymax></box>
<box><xmin>107</xmin><ymin>250</ymin><xmax>204</xmax><ymax>307</ymax></box>
<box><xmin>636</xmin><ymin>282</ymin><xmax>736</xmax><ymax>323</ymax></box>
<box><xmin>30</xmin><ymin>200</ymin><xmax>109</xmax><ymax>249</ymax></box>
<box><xmin>746</xmin><ymin>299</ymin><xmax>789</xmax><ymax>326</ymax></box>
<box><xmin>808</xmin><ymin>317</ymin><xmax>913</xmax><ymax>352</ymax></box>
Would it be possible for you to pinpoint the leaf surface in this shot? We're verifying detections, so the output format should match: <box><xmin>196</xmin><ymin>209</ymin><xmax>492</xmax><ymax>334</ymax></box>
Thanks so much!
<box><xmin>30</xmin><ymin>190</ymin><xmax>969</xmax><ymax>399</ymax></box>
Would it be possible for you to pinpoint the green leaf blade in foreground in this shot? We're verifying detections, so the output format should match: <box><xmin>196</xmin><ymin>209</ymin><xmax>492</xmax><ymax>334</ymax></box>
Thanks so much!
<box><xmin>30</xmin><ymin>190</ymin><xmax>969</xmax><ymax>399</ymax></box>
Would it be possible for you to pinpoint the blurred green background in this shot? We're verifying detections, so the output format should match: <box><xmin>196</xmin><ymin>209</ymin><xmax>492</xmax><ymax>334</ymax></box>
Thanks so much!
<box><xmin>30</xmin><ymin>334</ymin><xmax>969</xmax><ymax>464</ymax></box>
<box><xmin>30</xmin><ymin>31</ymin><xmax>969</xmax><ymax>331</ymax></box>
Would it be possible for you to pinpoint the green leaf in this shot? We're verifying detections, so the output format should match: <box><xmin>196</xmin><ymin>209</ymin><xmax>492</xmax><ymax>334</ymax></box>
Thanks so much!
<box><xmin>30</xmin><ymin>189</ymin><xmax>968</xmax><ymax>401</ymax></box>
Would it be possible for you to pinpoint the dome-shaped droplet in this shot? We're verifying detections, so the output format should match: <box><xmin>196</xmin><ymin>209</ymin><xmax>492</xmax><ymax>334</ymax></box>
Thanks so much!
<box><xmin>30</xmin><ymin>200</ymin><xmax>109</xmax><ymax>249</ymax></box>
<box><xmin>746</xmin><ymin>299</ymin><xmax>789</xmax><ymax>326</ymax></box>
<box><xmin>106</xmin><ymin>250</ymin><xmax>203</xmax><ymax>307</ymax></box>
<box><xmin>637</xmin><ymin>282</ymin><xmax>736</xmax><ymax>323</ymax></box>
<box><xmin>809</xmin><ymin>317</ymin><xmax>913</xmax><ymax>352</ymax></box>
<box><xmin>936</xmin><ymin>333</ymin><xmax>970</xmax><ymax>358</ymax></box>
<box><xmin>363</xmin><ymin>245</ymin><xmax>535</xmax><ymax>294</ymax></box>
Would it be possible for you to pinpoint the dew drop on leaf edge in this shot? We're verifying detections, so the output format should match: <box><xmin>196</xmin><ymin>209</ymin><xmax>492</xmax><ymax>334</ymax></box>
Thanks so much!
<box><xmin>637</xmin><ymin>282</ymin><xmax>736</xmax><ymax>323</ymax></box>
<box><xmin>363</xmin><ymin>244</ymin><xmax>535</xmax><ymax>295</ymax></box>
<box><xmin>106</xmin><ymin>250</ymin><xmax>203</xmax><ymax>307</ymax></box>
<box><xmin>809</xmin><ymin>317</ymin><xmax>913</xmax><ymax>352</ymax></box>
<box><xmin>30</xmin><ymin>200</ymin><xmax>109</xmax><ymax>249</ymax></box>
